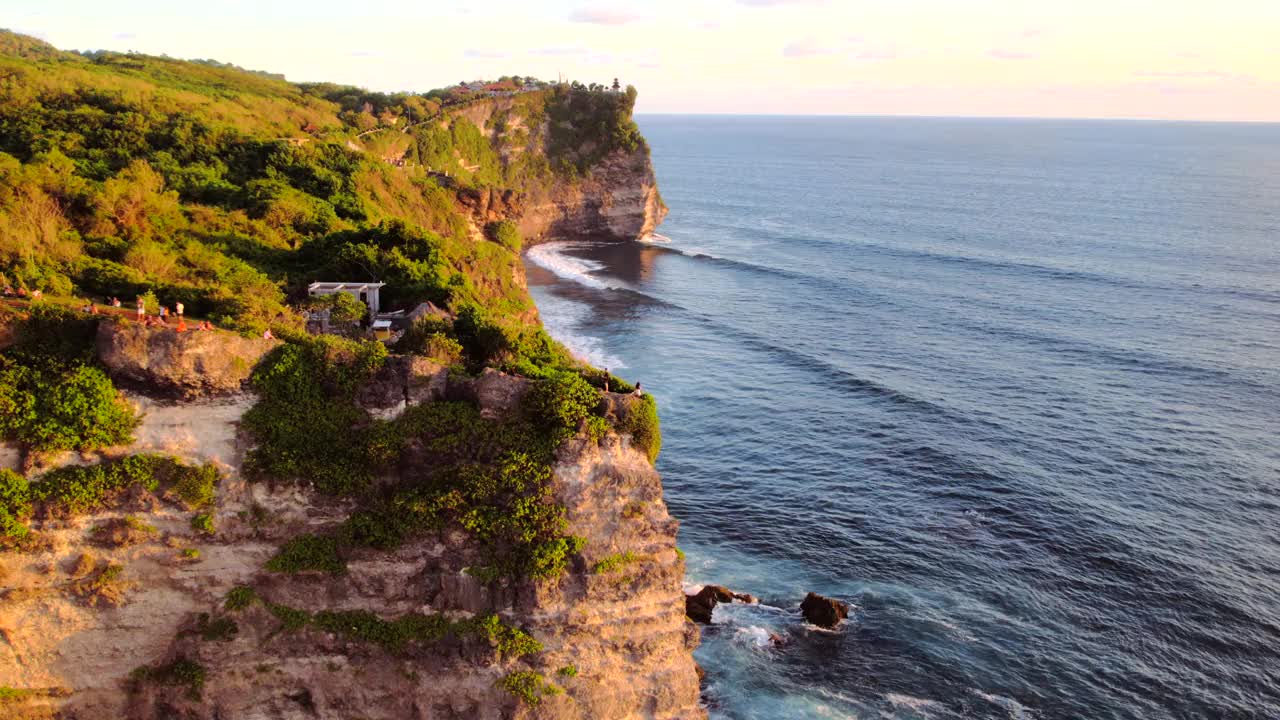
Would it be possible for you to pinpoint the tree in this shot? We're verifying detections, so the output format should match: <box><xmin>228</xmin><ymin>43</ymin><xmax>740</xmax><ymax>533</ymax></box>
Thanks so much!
<box><xmin>611</xmin><ymin>78</ymin><xmax>620</xmax><ymax>91</ymax></box>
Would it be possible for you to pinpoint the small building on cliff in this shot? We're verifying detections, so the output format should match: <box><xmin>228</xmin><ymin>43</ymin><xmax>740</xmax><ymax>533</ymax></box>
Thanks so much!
<box><xmin>307</xmin><ymin>281</ymin><xmax>386</xmax><ymax>315</ymax></box>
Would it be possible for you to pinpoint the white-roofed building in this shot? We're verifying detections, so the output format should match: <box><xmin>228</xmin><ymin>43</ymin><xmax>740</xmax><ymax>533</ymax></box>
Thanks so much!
<box><xmin>307</xmin><ymin>281</ymin><xmax>386</xmax><ymax>315</ymax></box>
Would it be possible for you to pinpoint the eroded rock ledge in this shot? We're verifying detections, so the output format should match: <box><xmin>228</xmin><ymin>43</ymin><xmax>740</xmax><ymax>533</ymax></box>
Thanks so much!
<box><xmin>1</xmin><ymin>354</ymin><xmax>704</xmax><ymax>720</ymax></box>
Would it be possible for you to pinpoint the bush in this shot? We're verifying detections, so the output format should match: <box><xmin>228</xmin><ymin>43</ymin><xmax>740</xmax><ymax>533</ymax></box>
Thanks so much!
<box><xmin>524</xmin><ymin>370</ymin><xmax>599</xmax><ymax>431</ymax></box>
<box><xmin>169</xmin><ymin>463</ymin><xmax>220</xmax><ymax>509</ymax></box>
<box><xmin>132</xmin><ymin>657</ymin><xmax>205</xmax><ymax>700</ymax></box>
<box><xmin>242</xmin><ymin>335</ymin><xmax>386</xmax><ymax>494</ymax></box>
<box><xmin>265</xmin><ymin>534</ymin><xmax>344</xmax><ymax>574</ymax></box>
<box><xmin>224</xmin><ymin>585</ymin><xmax>258</xmax><ymax>611</ymax></box>
<box><xmin>497</xmin><ymin>671</ymin><xmax>562</xmax><ymax>706</ymax></box>
<box><xmin>0</xmin><ymin>469</ymin><xmax>31</xmax><ymax>546</ymax></box>
<box><xmin>619</xmin><ymin>394</ymin><xmax>661</xmax><ymax>463</ymax></box>
<box><xmin>0</xmin><ymin>358</ymin><xmax>138</xmax><ymax>453</ymax></box>
<box><xmin>452</xmin><ymin>304</ymin><xmax>508</xmax><ymax>370</ymax></box>
<box><xmin>190</xmin><ymin>513</ymin><xmax>215</xmax><ymax>535</ymax></box>
<box><xmin>486</xmin><ymin>220</ymin><xmax>522</xmax><ymax>253</ymax></box>
<box><xmin>30</xmin><ymin>454</ymin><xmax>192</xmax><ymax>516</ymax></box>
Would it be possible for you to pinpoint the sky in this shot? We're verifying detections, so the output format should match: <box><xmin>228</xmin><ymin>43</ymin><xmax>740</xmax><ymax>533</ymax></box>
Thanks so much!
<box><xmin>5</xmin><ymin>0</ymin><xmax>1280</xmax><ymax>122</ymax></box>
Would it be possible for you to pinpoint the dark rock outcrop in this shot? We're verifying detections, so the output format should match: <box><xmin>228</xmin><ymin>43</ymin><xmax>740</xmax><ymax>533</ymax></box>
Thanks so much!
<box><xmin>800</xmin><ymin>592</ymin><xmax>849</xmax><ymax>628</ymax></box>
<box><xmin>95</xmin><ymin>320</ymin><xmax>278</xmax><ymax>398</ymax></box>
<box><xmin>354</xmin><ymin>355</ymin><xmax>449</xmax><ymax>417</ymax></box>
<box><xmin>685</xmin><ymin>584</ymin><xmax>758</xmax><ymax>624</ymax></box>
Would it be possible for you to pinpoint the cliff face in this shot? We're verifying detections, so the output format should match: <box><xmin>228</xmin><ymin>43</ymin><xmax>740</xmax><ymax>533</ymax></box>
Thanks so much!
<box><xmin>433</xmin><ymin>94</ymin><xmax>668</xmax><ymax>245</ymax></box>
<box><xmin>0</xmin><ymin>330</ymin><xmax>703</xmax><ymax>720</ymax></box>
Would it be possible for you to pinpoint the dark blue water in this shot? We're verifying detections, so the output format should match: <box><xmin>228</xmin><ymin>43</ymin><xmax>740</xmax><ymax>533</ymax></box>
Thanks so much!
<box><xmin>525</xmin><ymin>116</ymin><xmax>1280</xmax><ymax>720</ymax></box>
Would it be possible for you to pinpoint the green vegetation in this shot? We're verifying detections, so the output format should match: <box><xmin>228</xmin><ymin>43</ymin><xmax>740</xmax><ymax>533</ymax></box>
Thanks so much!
<box><xmin>265</xmin><ymin>533</ymin><xmax>344</xmax><ymax>574</ymax></box>
<box><xmin>224</xmin><ymin>585</ymin><xmax>259</xmax><ymax>611</ymax></box>
<box><xmin>0</xmin><ymin>33</ymin><xmax>667</xmax><ymax>602</ymax></box>
<box><xmin>497</xmin><ymin>670</ymin><xmax>562</xmax><ymax>706</ymax></box>
<box><xmin>267</xmin><ymin>603</ymin><xmax>312</xmax><ymax>632</ymax></box>
<box><xmin>546</xmin><ymin>83</ymin><xmax>643</xmax><ymax>175</ymax></box>
<box><xmin>193</xmin><ymin>612</ymin><xmax>239</xmax><ymax>641</ymax></box>
<box><xmin>242</xmin><ymin>334</ymin><xmax>387</xmax><ymax>494</ymax></box>
<box><xmin>619</xmin><ymin>394</ymin><xmax>661</xmax><ymax>463</ymax></box>
<box><xmin>190</xmin><ymin>513</ymin><xmax>215</xmax><ymax>535</ymax></box>
<box><xmin>26</xmin><ymin>454</ymin><xmax>220</xmax><ymax>518</ymax></box>
<box><xmin>261</xmin><ymin>601</ymin><xmax>541</xmax><ymax>659</ymax></box>
<box><xmin>0</xmin><ymin>305</ymin><xmax>137</xmax><ymax>455</ymax></box>
<box><xmin>524</xmin><ymin>370</ymin><xmax>599</xmax><ymax>435</ymax></box>
<box><xmin>556</xmin><ymin>664</ymin><xmax>578</xmax><ymax>678</ymax></box>
<box><xmin>591</xmin><ymin>551</ymin><xmax>646</xmax><ymax>574</ymax></box>
<box><xmin>0</xmin><ymin>686</ymin><xmax>33</xmax><ymax>703</ymax></box>
<box><xmin>487</xmin><ymin>220</ymin><xmax>522</xmax><ymax>253</ymax></box>
<box><xmin>130</xmin><ymin>657</ymin><xmax>206</xmax><ymax>700</ymax></box>
<box><xmin>0</xmin><ymin>32</ymin><xmax>636</xmax><ymax>335</ymax></box>
<box><xmin>1</xmin><ymin>454</ymin><xmax>219</xmax><ymax>548</ymax></box>
<box><xmin>0</xmin><ymin>469</ymin><xmax>31</xmax><ymax>546</ymax></box>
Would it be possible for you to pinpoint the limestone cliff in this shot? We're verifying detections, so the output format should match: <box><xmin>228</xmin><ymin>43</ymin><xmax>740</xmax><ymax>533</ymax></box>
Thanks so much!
<box><xmin>0</xmin><ymin>329</ymin><xmax>703</xmax><ymax>720</ymax></box>
<box><xmin>395</xmin><ymin>92</ymin><xmax>667</xmax><ymax>245</ymax></box>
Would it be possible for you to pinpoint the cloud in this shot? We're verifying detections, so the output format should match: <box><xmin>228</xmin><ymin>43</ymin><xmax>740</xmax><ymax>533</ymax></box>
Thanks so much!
<box><xmin>463</xmin><ymin>48</ymin><xmax>510</xmax><ymax>59</ymax></box>
<box><xmin>112</xmin><ymin>32</ymin><xmax>136</xmax><ymax>41</ymax></box>
<box><xmin>529</xmin><ymin>45</ymin><xmax>591</xmax><ymax>56</ymax></box>
<box><xmin>569</xmin><ymin>6</ymin><xmax>643</xmax><ymax>25</ymax></box>
<box><xmin>348</xmin><ymin>50</ymin><xmax>383</xmax><ymax>58</ymax></box>
<box><xmin>988</xmin><ymin>49</ymin><xmax>1036</xmax><ymax>60</ymax></box>
<box><xmin>783</xmin><ymin>37</ymin><xmax>840</xmax><ymax>57</ymax></box>
<box><xmin>694</xmin><ymin>19</ymin><xmax>721</xmax><ymax>30</ymax></box>
<box><xmin>1133</xmin><ymin>70</ymin><xmax>1235</xmax><ymax>80</ymax></box>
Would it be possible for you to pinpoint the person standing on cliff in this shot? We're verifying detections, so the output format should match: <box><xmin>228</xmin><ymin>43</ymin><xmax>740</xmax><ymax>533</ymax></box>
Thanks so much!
<box><xmin>633</xmin><ymin>382</ymin><xmax>644</xmax><ymax>397</ymax></box>
<box><xmin>135</xmin><ymin>297</ymin><xmax>145</xmax><ymax>321</ymax></box>
<box><xmin>175</xmin><ymin>301</ymin><xmax>184</xmax><ymax>319</ymax></box>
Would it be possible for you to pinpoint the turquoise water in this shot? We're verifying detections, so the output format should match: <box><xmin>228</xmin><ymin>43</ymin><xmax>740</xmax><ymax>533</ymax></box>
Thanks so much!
<box><xmin>526</xmin><ymin>116</ymin><xmax>1280</xmax><ymax>719</ymax></box>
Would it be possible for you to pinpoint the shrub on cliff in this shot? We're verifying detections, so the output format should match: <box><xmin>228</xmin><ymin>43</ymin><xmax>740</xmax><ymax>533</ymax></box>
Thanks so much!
<box><xmin>620</xmin><ymin>393</ymin><xmax>661</xmax><ymax>463</ymax></box>
<box><xmin>0</xmin><ymin>356</ymin><xmax>138</xmax><ymax>454</ymax></box>
<box><xmin>486</xmin><ymin>220</ymin><xmax>522</xmax><ymax>253</ymax></box>
<box><xmin>0</xmin><ymin>469</ymin><xmax>31</xmax><ymax>546</ymax></box>
<box><xmin>524</xmin><ymin>370</ymin><xmax>599</xmax><ymax>432</ymax></box>
<box><xmin>0</xmin><ymin>305</ymin><xmax>138</xmax><ymax>454</ymax></box>
<box><xmin>242</xmin><ymin>334</ymin><xmax>386</xmax><ymax>494</ymax></box>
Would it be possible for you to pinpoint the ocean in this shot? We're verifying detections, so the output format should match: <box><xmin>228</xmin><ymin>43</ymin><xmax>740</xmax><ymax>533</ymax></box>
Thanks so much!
<box><xmin>524</xmin><ymin>116</ymin><xmax>1280</xmax><ymax>720</ymax></box>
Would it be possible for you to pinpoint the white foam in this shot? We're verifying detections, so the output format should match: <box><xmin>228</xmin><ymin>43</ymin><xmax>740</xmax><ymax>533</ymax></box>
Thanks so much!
<box><xmin>971</xmin><ymin>690</ymin><xmax>1040</xmax><ymax>719</ymax></box>
<box><xmin>534</xmin><ymin>290</ymin><xmax>626</xmax><ymax>370</ymax></box>
<box><xmin>885</xmin><ymin>693</ymin><xmax>945</xmax><ymax>713</ymax></box>
<box><xmin>525</xmin><ymin>241</ymin><xmax>624</xmax><ymax>291</ymax></box>
<box><xmin>640</xmin><ymin>232</ymin><xmax>672</xmax><ymax>244</ymax></box>
<box><xmin>733</xmin><ymin>625</ymin><xmax>774</xmax><ymax>648</ymax></box>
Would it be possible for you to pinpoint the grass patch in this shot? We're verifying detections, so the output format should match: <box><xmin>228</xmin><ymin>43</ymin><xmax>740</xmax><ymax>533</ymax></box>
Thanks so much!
<box><xmin>265</xmin><ymin>534</ymin><xmax>344</xmax><ymax>574</ymax></box>
<box><xmin>131</xmin><ymin>657</ymin><xmax>206</xmax><ymax>700</ymax></box>
<box><xmin>224</xmin><ymin>585</ymin><xmax>258</xmax><ymax>611</ymax></box>
<box><xmin>497</xmin><ymin>670</ymin><xmax>562</xmax><ymax>706</ymax></box>
<box><xmin>264</xmin><ymin>603</ymin><xmax>541</xmax><ymax>659</ymax></box>
<box><xmin>591</xmin><ymin>551</ymin><xmax>645</xmax><ymax>574</ymax></box>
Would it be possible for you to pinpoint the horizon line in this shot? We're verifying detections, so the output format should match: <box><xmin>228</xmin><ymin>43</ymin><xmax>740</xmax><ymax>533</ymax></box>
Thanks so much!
<box><xmin>633</xmin><ymin>111</ymin><xmax>1280</xmax><ymax>126</ymax></box>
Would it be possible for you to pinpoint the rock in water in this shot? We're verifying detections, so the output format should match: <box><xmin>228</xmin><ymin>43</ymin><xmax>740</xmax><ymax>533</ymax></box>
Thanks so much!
<box><xmin>800</xmin><ymin>592</ymin><xmax>849</xmax><ymax>628</ymax></box>
<box><xmin>685</xmin><ymin>584</ymin><xmax>758</xmax><ymax>624</ymax></box>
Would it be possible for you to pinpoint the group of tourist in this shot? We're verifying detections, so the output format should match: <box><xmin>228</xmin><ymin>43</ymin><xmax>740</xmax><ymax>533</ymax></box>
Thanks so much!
<box><xmin>128</xmin><ymin>297</ymin><xmax>213</xmax><ymax>332</ymax></box>
<box><xmin>2</xmin><ymin>285</ymin><xmax>40</xmax><ymax>300</ymax></box>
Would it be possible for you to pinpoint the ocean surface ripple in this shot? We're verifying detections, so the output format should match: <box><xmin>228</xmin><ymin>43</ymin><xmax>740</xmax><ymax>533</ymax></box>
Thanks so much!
<box><xmin>524</xmin><ymin>116</ymin><xmax>1280</xmax><ymax>720</ymax></box>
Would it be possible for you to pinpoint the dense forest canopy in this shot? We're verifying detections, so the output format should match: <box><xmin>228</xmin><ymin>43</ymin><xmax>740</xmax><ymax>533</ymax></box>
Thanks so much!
<box><xmin>0</xmin><ymin>30</ymin><xmax>643</xmax><ymax>338</ymax></box>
